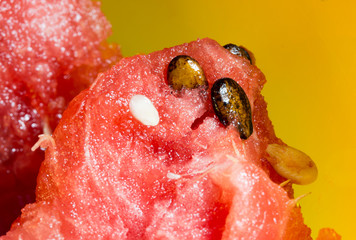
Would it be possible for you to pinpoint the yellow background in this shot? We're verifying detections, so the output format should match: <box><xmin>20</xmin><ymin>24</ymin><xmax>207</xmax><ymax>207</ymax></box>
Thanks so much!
<box><xmin>101</xmin><ymin>0</ymin><xmax>355</xmax><ymax>238</ymax></box>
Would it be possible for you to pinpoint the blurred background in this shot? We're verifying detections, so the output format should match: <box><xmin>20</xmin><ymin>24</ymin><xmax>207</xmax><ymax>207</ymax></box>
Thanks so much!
<box><xmin>101</xmin><ymin>0</ymin><xmax>355</xmax><ymax>238</ymax></box>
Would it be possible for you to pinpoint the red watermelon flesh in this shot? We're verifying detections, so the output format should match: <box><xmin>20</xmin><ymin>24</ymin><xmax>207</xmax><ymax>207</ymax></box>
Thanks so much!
<box><xmin>0</xmin><ymin>0</ymin><xmax>121</xmax><ymax>234</ymax></box>
<box><xmin>1</xmin><ymin>38</ymin><xmax>311</xmax><ymax>239</ymax></box>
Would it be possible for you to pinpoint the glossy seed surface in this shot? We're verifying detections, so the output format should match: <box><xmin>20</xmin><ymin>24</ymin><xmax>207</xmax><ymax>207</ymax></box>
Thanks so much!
<box><xmin>211</xmin><ymin>78</ymin><xmax>253</xmax><ymax>139</ymax></box>
<box><xmin>223</xmin><ymin>43</ymin><xmax>252</xmax><ymax>64</ymax></box>
<box><xmin>167</xmin><ymin>55</ymin><xmax>207</xmax><ymax>91</ymax></box>
<box><xmin>266</xmin><ymin>144</ymin><xmax>318</xmax><ymax>185</ymax></box>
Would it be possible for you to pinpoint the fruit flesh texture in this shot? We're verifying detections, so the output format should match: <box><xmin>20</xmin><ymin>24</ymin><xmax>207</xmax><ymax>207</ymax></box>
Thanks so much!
<box><xmin>0</xmin><ymin>38</ymin><xmax>315</xmax><ymax>239</ymax></box>
<box><xmin>0</xmin><ymin>0</ymin><xmax>121</xmax><ymax>234</ymax></box>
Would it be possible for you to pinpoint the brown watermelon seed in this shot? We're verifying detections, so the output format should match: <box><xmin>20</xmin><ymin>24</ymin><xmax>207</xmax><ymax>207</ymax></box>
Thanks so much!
<box><xmin>211</xmin><ymin>78</ymin><xmax>253</xmax><ymax>140</ymax></box>
<box><xmin>266</xmin><ymin>144</ymin><xmax>318</xmax><ymax>185</ymax></box>
<box><xmin>167</xmin><ymin>55</ymin><xmax>208</xmax><ymax>91</ymax></box>
<box><xmin>223</xmin><ymin>43</ymin><xmax>252</xmax><ymax>64</ymax></box>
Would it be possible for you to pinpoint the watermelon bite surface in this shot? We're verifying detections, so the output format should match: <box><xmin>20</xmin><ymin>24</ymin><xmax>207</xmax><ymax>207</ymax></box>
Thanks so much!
<box><xmin>0</xmin><ymin>0</ymin><xmax>121</xmax><ymax>234</ymax></box>
<box><xmin>2</xmin><ymin>38</ymin><xmax>313</xmax><ymax>239</ymax></box>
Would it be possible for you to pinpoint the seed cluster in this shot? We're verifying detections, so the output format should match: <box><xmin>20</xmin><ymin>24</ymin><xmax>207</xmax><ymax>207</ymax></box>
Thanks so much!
<box><xmin>166</xmin><ymin>50</ymin><xmax>253</xmax><ymax>140</ymax></box>
<box><xmin>164</xmin><ymin>43</ymin><xmax>318</xmax><ymax>185</ymax></box>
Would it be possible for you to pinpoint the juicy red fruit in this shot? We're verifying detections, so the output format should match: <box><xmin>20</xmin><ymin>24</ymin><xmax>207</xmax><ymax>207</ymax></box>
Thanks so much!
<box><xmin>0</xmin><ymin>0</ymin><xmax>121</xmax><ymax>234</ymax></box>
<box><xmin>1</xmin><ymin>38</ymin><xmax>313</xmax><ymax>239</ymax></box>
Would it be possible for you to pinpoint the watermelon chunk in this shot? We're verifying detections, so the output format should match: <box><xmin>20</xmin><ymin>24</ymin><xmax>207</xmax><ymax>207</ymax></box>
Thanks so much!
<box><xmin>2</xmin><ymin>38</ymin><xmax>313</xmax><ymax>239</ymax></box>
<box><xmin>0</xmin><ymin>0</ymin><xmax>121</xmax><ymax>234</ymax></box>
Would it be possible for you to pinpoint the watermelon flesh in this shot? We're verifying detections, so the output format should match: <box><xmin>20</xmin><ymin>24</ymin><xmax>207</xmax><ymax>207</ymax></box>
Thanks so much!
<box><xmin>1</xmin><ymin>38</ymin><xmax>313</xmax><ymax>239</ymax></box>
<box><xmin>0</xmin><ymin>0</ymin><xmax>121</xmax><ymax>234</ymax></box>
<box><xmin>316</xmin><ymin>229</ymin><xmax>342</xmax><ymax>240</ymax></box>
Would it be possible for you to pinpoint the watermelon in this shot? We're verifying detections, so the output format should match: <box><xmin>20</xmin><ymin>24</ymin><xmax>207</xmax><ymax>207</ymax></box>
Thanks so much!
<box><xmin>1</xmin><ymin>38</ymin><xmax>331</xmax><ymax>239</ymax></box>
<box><xmin>0</xmin><ymin>0</ymin><xmax>121</xmax><ymax>234</ymax></box>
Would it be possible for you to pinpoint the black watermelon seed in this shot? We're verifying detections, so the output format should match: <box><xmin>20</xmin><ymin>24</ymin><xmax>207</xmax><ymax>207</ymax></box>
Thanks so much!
<box><xmin>223</xmin><ymin>43</ymin><xmax>252</xmax><ymax>64</ymax></box>
<box><xmin>211</xmin><ymin>78</ymin><xmax>253</xmax><ymax>139</ymax></box>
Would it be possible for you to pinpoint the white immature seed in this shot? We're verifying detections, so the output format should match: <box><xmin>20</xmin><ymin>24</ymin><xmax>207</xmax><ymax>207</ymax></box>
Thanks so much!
<box><xmin>266</xmin><ymin>144</ymin><xmax>318</xmax><ymax>185</ymax></box>
<box><xmin>129</xmin><ymin>95</ymin><xmax>159</xmax><ymax>126</ymax></box>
